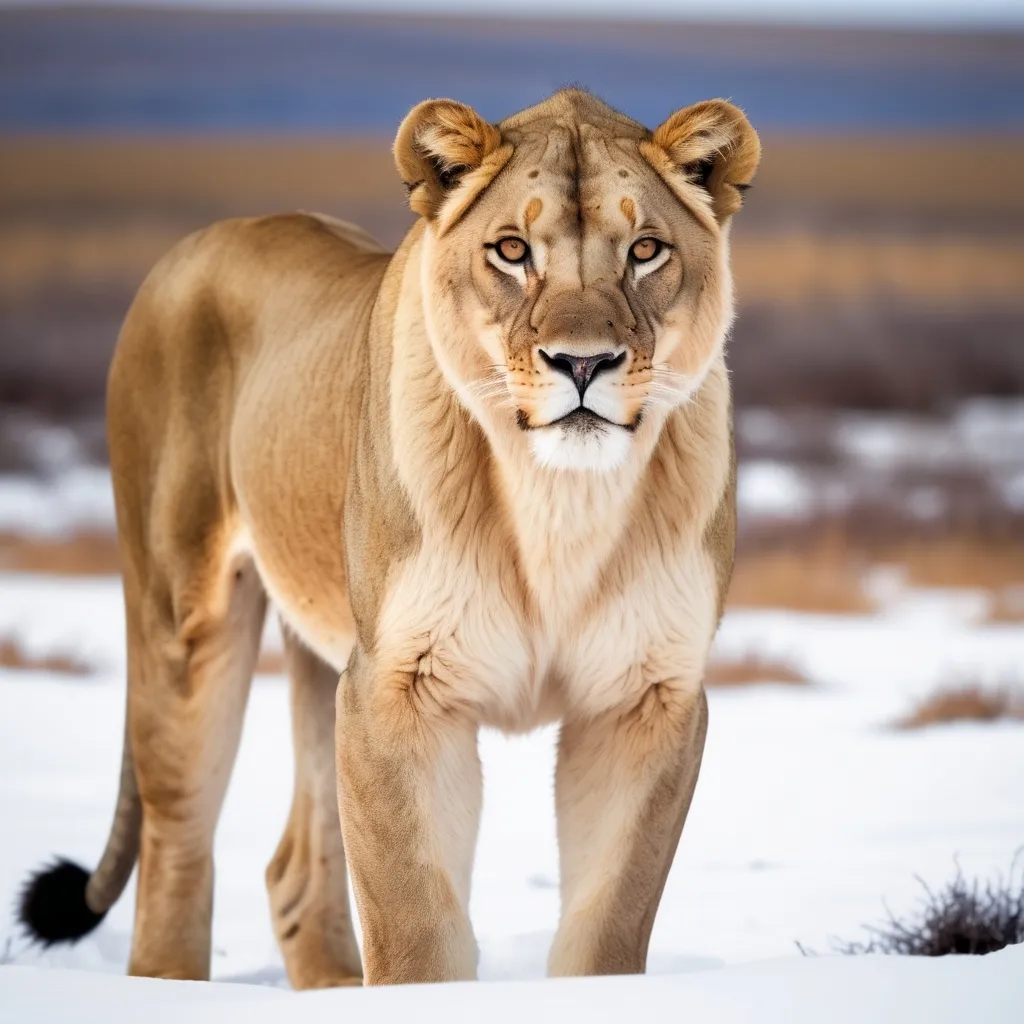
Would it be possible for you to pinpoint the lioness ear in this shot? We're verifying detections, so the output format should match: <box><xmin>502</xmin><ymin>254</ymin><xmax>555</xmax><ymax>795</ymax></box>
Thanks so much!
<box><xmin>643</xmin><ymin>100</ymin><xmax>760</xmax><ymax>223</ymax></box>
<box><xmin>394</xmin><ymin>99</ymin><xmax>503</xmax><ymax>219</ymax></box>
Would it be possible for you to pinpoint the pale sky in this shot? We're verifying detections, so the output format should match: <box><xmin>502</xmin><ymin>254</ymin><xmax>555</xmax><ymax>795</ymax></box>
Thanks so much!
<box><xmin>3</xmin><ymin>0</ymin><xmax>1023</xmax><ymax>29</ymax></box>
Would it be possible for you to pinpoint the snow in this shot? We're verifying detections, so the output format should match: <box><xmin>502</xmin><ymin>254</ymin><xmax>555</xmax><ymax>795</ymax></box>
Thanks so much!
<box><xmin>0</xmin><ymin>467</ymin><xmax>115</xmax><ymax>536</ymax></box>
<box><xmin>732</xmin><ymin>399</ymin><xmax>1024</xmax><ymax>527</ymax></box>
<box><xmin>1002</xmin><ymin>471</ymin><xmax>1024</xmax><ymax>511</ymax></box>
<box><xmin>736</xmin><ymin>459</ymin><xmax>813</xmax><ymax>518</ymax></box>
<box><xmin>1</xmin><ymin>569</ymin><xmax>1023</xmax><ymax>1016</ymax></box>
<box><xmin>3</xmin><ymin>944</ymin><xmax>1024</xmax><ymax>1024</ymax></box>
<box><xmin>833</xmin><ymin>399</ymin><xmax>1024</xmax><ymax>472</ymax></box>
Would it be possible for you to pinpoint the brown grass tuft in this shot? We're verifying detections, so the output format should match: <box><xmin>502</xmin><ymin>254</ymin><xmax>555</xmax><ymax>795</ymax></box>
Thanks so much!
<box><xmin>895</xmin><ymin>683</ymin><xmax>1024</xmax><ymax>730</ymax></box>
<box><xmin>891</xmin><ymin>539</ymin><xmax>1024</xmax><ymax>593</ymax></box>
<box><xmin>0</xmin><ymin>633</ymin><xmax>287</xmax><ymax>679</ymax></box>
<box><xmin>0</xmin><ymin>531</ymin><xmax>120</xmax><ymax>575</ymax></box>
<box><xmin>729</xmin><ymin>534</ymin><xmax>875</xmax><ymax>614</ymax></box>
<box><xmin>986</xmin><ymin>587</ymin><xmax>1024</xmax><ymax>625</ymax></box>
<box><xmin>733</xmin><ymin>233</ymin><xmax>1024</xmax><ymax>306</ymax></box>
<box><xmin>0</xmin><ymin>636</ymin><xmax>91</xmax><ymax>675</ymax></box>
<box><xmin>731</xmin><ymin>533</ymin><xmax>1024</xmax><ymax>615</ymax></box>
<box><xmin>706</xmin><ymin>654</ymin><xmax>809</xmax><ymax>687</ymax></box>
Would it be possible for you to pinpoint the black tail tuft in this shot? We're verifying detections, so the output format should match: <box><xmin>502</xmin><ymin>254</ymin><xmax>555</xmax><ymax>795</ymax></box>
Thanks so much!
<box><xmin>17</xmin><ymin>859</ymin><xmax>106</xmax><ymax>946</ymax></box>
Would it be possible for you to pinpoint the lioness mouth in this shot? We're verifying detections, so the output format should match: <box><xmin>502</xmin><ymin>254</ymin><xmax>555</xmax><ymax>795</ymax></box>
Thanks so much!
<box><xmin>556</xmin><ymin>408</ymin><xmax>614</xmax><ymax>434</ymax></box>
<box><xmin>516</xmin><ymin>407</ymin><xmax>640</xmax><ymax>433</ymax></box>
<box><xmin>548</xmin><ymin>407</ymin><xmax>641</xmax><ymax>434</ymax></box>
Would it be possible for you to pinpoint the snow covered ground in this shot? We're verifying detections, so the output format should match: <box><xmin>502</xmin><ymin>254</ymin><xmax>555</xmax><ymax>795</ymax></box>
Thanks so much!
<box><xmin>1</xmin><ymin>568</ymin><xmax>1023</xmax><ymax>1017</ymax></box>
<box><xmin>4</xmin><ymin>945</ymin><xmax>1023</xmax><ymax>1023</ymax></box>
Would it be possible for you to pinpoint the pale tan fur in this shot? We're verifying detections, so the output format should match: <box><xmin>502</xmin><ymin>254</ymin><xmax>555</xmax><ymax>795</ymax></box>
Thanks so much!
<box><xmin>76</xmin><ymin>89</ymin><xmax>758</xmax><ymax>986</ymax></box>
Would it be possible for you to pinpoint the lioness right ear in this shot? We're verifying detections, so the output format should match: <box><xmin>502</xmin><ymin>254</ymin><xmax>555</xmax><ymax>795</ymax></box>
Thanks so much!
<box><xmin>642</xmin><ymin>100</ymin><xmax>760</xmax><ymax>224</ymax></box>
<box><xmin>394</xmin><ymin>99</ymin><xmax>503</xmax><ymax>219</ymax></box>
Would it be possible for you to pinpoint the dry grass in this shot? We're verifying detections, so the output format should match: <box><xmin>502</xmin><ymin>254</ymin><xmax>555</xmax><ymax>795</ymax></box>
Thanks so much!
<box><xmin>0</xmin><ymin>532</ymin><xmax>120</xmax><ymax>575</ymax></box>
<box><xmin>731</xmin><ymin>533</ymin><xmax>1024</xmax><ymax>615</ymax></box>
<box><xmin>987</xmin><ymin>587</ymin><xmax>1024</xmax><ymax>624</ymax></box>
<box><xmin>888</xmin><ymin>539</ymin><xmax>1024</xmax><ymax>593</ymax></box>
<box><xmin>0</xmin><ymin>222</ymin><xmax>187</xmax><ymax>296</ymax></box>
<box><xmin>895</xmin><ymin>683</ymin><xmax>1024</xmax><ymax>730</ymax></box>
<box><xmin>0</xmin><ymin>137</ymin><xmax>404</xmax><ymax>219</ymax></box>
<box><xmin>705</xmin><ymin>654</ymin><xmax>808</xmax><ymax>687</ymax></box>
<box><xmin>0</xmin><ymin>636</ymin><xmax>90</xmax><ymax>675</ymax></box>
<box><xmin>732</xmin><ymin>233</ymin><xmax>1024</xmax><ymax>306</ymax></box>
<box><xmin>728</xmin><ymin>534</ymin><xmax>875</xmax><ymax>614</ymax></box>
<box><xmin>0</xmin><ymin>634</ymin><xmax>285</xmax><ymax>679</ymax></box>
<box><xmin>751</xmin><ymin>135</ymin><xmax>1024</xmax><ymax>223</ymax></box>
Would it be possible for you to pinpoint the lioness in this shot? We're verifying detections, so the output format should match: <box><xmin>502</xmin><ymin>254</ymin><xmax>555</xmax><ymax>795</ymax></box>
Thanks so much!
<box><xmin>20</xmin><ymin>89</ymin><xmax>758</xmax><ymax>987</ymax></box>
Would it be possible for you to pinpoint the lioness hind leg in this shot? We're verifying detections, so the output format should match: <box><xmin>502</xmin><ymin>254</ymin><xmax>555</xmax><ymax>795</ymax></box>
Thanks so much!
<box><xmin>127</xmin><ymin>555</ymin><xmax>266</xmax><ymax>981</ymax></box>
<box><xmin>266</xmin><ymin>626</ymin><xmax>362</xmax><ymax>989</ymax></box>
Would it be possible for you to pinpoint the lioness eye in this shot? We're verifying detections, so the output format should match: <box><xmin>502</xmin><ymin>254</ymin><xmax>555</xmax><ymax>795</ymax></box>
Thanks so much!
<box><xmin>496</xmin><ymin>237</ymin><xmax>530</xmax><ymax>264</ymax></box>
<box><xmin>630</xmin><ymin>238</ymin><xmax>662</xmax><ymax>263</ymax></box>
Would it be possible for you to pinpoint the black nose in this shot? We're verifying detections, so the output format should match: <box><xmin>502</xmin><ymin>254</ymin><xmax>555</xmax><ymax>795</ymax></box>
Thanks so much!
<box><xmin>539</xmin><ymin>350</ymin><xmax>625</xmax><ymax>395</ymax></box>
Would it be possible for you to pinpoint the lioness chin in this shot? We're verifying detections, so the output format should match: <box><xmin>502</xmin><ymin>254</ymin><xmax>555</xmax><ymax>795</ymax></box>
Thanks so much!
<box><xmin>18</xmin><ymin>89</ymin><xmax>758</xmax><ymax>987</ymax></box>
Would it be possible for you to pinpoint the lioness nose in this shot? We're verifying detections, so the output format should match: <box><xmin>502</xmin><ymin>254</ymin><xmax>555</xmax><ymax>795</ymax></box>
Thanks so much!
<box><xmin>539</xmin><ymin>350</ymin><xmax>625</xmax><ymax>396</ymax></box>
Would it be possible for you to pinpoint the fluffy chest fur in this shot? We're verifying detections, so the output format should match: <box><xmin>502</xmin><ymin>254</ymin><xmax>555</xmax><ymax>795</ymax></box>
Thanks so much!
<box><xmin>372</xmin><ymin>514</ymin><xmax>721</xmax><ymax>733</ymax></box>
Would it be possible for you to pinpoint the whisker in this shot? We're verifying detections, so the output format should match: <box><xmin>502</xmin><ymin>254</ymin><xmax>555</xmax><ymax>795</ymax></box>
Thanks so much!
<box><xmin>652</xmin><ymin>366</ymin><xmax>692</xmax><ymax>387</ymax></box>
<box><xmin>468</xmin><ymin>384</ymin><xmax>510</xmax><ymax>400</ymax></box>
<box><xmin>642</xmin><ymin>376</ymin><xmax>696</xmax><ymax>410</ymax></box>
<box><xmin>466</xmin><ymin>371</ymin><xmax>504</xmax><ymax>387</ymax></box>
<box><xmin>646</xmin><ymin>383</ymin><xmax>687</xmax><ymax>400</ymax></box>
<box><xmin>465</xmin><ymin>371</ymin><xmax>511</xmax><ymax>404</ymax></box>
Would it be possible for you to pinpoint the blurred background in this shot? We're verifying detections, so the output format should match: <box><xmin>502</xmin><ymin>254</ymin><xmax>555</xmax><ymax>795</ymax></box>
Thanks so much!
<box><xmin>1</xmin><ymin>0</ymin><xmax>1023</xmax><ymax>611</ymax></box>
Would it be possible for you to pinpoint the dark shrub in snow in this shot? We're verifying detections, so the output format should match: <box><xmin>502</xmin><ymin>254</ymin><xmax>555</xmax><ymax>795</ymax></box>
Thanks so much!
<box><xmin>834</xmin><ymin>863</ymin><xmax>1024</xmax><ymax>957</ymax></box>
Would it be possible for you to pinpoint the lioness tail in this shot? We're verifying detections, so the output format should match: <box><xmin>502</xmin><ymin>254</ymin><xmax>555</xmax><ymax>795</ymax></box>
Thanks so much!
<box><xmin>18</xmin><ymin>716</ymin><xmax>140</xmax><ymax>945</ymax></box>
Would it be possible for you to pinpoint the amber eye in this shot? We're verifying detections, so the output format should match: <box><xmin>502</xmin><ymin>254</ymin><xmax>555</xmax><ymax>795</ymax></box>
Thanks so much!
<box><xmin>630</xmin><ymin>238</ymin><xmax>663</xmax><ymax>263</ymax></box>
<box><xmin>495</xmin><ymin>237</ymin><xmax>530</xmax><ymax>264</ymax></box>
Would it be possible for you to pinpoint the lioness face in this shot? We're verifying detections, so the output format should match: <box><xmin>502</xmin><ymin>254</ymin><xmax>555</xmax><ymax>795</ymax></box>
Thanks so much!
<box><xmin>396</xmin><ymin>90</ymin><xmax>760</xmax><ymax>473</ymax></box>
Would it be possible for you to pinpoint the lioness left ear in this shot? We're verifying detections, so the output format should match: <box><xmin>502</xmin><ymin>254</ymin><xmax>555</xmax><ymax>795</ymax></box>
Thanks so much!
<box><xmin>394</xmin><ymin>99</ymin><xmax>504</xmax><ymax>220</ymax></box>
<box><xmin>643</xmin><ymin>100</ymin><xmax>760</xmax><ymax>223</ymax></box>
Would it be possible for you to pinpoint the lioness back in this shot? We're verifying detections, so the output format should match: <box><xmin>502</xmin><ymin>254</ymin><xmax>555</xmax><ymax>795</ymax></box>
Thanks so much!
<box><xmin>107</xmin><ymin>212</ymin><xmax>390</xmax><ymax>667</ymax></box>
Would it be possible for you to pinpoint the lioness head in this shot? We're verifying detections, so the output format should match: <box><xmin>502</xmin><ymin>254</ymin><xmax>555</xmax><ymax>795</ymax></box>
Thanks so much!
<box><xmin>395</xmin><ymin>89</ymin><xmax>759</xmax><ymax>473</ymax></box>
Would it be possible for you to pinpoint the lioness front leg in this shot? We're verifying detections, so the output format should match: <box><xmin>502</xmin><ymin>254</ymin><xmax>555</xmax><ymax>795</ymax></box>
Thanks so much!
<box><xmin>335</xmin><ymin>647</ymin><xmax>482</xmax><ymax>985</ymax></box>
<box><xmin>549</xmin><ymin>680</ymin><xmax>709</xmax><ymax>977</ymax></box>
